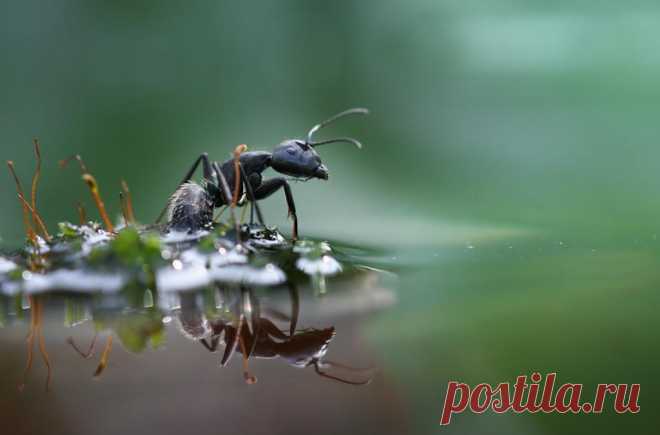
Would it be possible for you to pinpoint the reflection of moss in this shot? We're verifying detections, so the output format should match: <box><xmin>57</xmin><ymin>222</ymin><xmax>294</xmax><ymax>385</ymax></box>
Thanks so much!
<box><xmin>94</xmin><ymin>309</ymin><xmax>164</xmax><ymax>353</ymax></box>
<box><xmin>0</xmin><ymin>296</ymin><xmax>7</xmax><ymax>327</ymax></box>
<box><xmin>57</xmin><ymin>222</ymin><xmax>80</xmax><ymax>239</ymax></box>
<box><xmin>84</xmin><ymin>227</ymin><xmax>163</xmax><ymax>271</ymax></box>
<box><xmin>13</xmin><ymin>294</ymin><xmax>23</xmax><ymax>320</ymax></box>
<box><xmin>202</xmin><ymin>287</ymin><xmax>218</xmax><ymax>318</ymax></box>
<box><xmin>64</xmin><ymin>298</ymin><xmax>88</xmax><ymax>327</ymax></box>
<box><xmin>7</xmin><ymin>268</ymin><xmax>23</xmax><ymax>281</ymax></box>
<box><xmin>198</xmin><ymin>235</ymin><xmax>217</xmax><ymax>252</ymax></box>
<box><xmin>121</xmin><ymin>281</ymin><xmax>155</xmax><ymax>309</ymax></box>
<box><xmin>110</xmin><ymin>227</ymin><xmax>162</xmax><ymax>267</ymax></box>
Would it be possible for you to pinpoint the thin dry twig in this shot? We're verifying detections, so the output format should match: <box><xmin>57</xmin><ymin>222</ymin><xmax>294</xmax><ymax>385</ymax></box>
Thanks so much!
<box><xmin>232</xmin><ymin>144</ymin><xmax>247</xmax><ymax>206</ymax></box>
<box><xmin>82</xmin><ymin>173</ymin><xmax>114</xmax><ymax>232</ymax></box>
<box><xmin>30</xmin><ymin>139</ymin><xmax>42</xmax><ymax>223</ymax></box>
<box><xmin>77</xmin><ymin>201</ymin><xmax>87</xmax><ymax>225</ymax></box>
<box><xmin>120</xmin><ymin>179</ymin><xmax>136</xmax><ymax>223</ymax></box>
<box><xmin>61</xmin><ymin>155</ymin><xmax>114</xmax><ymax>231</ymax></box>
<box><xmin>16</xmin><ymin>192</ymin><xmax>51</xmax><ymax>242</ymax></box>
<box><xmin>59</xmin><ymin>154</ymin><xmax>88</xmax><ymax>174</ymax></box>
<box><xmin>119</xmin><ymin>191</ymin><xmax>129</xmax><ymax>226</ymax></box>
<box><xmin>7</xmin><ymin>161</ymin><xmax>36</xmax><ymax>242</ymax></box>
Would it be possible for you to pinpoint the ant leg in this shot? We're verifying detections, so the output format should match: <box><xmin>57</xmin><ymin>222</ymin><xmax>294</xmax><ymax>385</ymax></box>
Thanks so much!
<box><xmin>238</xmin><ymin>166</ymin><xmax>265</xmax><ymax>226</ymax></box>
<box><xmin>200</xmin><ymin>336</ymin><xmax>220</xmax><ymax>352</ymax></box>
<box><xmin>245</xmin><ymin>287</ymin><xmax>260</xmax><ymax>357</ymax></box>
<box><xmin>288</xmin><ymin>283</ymin><xmax>300</xmax><ymax>336</ymax></box>
<box><xmin>312</xmin><ymin>360</ymin><xmax>373</xmax><ymax>386</ymax></box>
<box><xmin>212</xmin><ymin>162</ymin><xmax>242</xmax><ymax>241</ymax></box>
<box><xmin>220</xmin><ymin>327</ymin><xmax>235</xmax><ymax>366</ymax></box>
<box><xmin>156</xmin><ymin>153</ymin><xmax>215</xmax><ymax>224</ymax></box>
<box><xmin>253</xmin><ymin>178</ymin><xmax>298</xmax><ymax>240</ymax></box>
<box><xmin>247</xmin><ymin>174</ymin><xmax>259</xmax><ymax>225</ymax></box>
<box><xmin>259</xmin><ymin>318</ymin><xmax>289</xmax><ymax>340</ymax></box>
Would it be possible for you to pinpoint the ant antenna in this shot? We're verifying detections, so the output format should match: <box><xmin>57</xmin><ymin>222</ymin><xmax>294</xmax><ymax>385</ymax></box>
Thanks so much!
<box><xmin>309</xmin><ymin>137</ymin><xmax>363</xmax><ymax>149</ymax></box>
<box><xmin>312</xmin><ymin>360</ymin><xmax>374</xmax><ymax>386</ymax></box>
<box><xmin>306</xmin><ymin>108</ymin><xmax>369</xmax><ymax>145</ymax></box>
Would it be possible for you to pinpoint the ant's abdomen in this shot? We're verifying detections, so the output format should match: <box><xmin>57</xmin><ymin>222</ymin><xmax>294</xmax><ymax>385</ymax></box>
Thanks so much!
<box><xmin>166</xmin><ymin>182</ymin><xmax>214</xmax><ymax>232</ymax></box>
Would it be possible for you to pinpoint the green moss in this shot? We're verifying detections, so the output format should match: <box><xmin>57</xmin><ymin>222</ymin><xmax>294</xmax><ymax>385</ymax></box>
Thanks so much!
<box><xmin>57</xmin><ymin>222</ymin><xmax>80</xmax><ymax>239</ymax></box>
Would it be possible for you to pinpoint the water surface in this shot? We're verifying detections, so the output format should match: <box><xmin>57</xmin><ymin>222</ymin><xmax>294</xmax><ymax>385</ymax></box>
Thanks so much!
<box><xmin>1</xmin><ymin>232</ymin><xmax>657</xmax><ymax>435</ymax></box>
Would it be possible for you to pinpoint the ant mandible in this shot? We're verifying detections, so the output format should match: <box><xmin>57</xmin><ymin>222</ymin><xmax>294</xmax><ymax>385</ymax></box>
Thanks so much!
<box><xmin>156</xmin><ymin>108</ymin><xmax>369</xmax><ymax>240</ymax></box>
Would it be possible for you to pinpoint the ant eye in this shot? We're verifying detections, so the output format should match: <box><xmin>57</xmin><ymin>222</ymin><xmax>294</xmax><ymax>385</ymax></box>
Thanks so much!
<box><xmin>286</xmin><ymin>146</ymin><xmax>297</xmax><ymax>155</ymax></box>
<box><xmin>294</xmin><ymin>140</ymin><xmax>311</xmax><ymax>150</ymax></box>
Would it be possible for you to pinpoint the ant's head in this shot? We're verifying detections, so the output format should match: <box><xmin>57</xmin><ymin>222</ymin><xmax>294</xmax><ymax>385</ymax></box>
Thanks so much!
<box><xmin>270</xmin><ymin>108</ymin><xmax>369</xmax><ymax>180</ymax></box>
<box><xmin>271</xmin><ymin>139</ymin><xmax>328</xmax><ymax>179</ymax></box>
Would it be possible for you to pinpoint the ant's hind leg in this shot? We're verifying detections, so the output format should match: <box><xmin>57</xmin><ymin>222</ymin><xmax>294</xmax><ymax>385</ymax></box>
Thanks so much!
<box><xmin>155</xmin><ymin>153</ymin><xmax>215</xmax><ymax>224</ymax></box>
<box><xmin>253</xmin><ymin>178</ymin><xmax>298</xmax><ymax>240</ymax></box>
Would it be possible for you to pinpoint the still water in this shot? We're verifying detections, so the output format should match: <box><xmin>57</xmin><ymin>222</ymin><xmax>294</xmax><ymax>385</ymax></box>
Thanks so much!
<box><xmin>1</xmin><ymin>230</ymin><xmax>658</xmax><ymax>435</ymax></box>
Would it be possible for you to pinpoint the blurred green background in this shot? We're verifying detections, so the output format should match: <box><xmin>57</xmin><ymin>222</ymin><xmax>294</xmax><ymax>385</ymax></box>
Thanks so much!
<box><xmin>1</xmin><ymin>1</ymin><xmax>659</xmax><ymax>434</ymax></box>
<box><xmin>4</xmin><ymin>0</ymin><xmax>660</xmax><ymax>246</ymax></box>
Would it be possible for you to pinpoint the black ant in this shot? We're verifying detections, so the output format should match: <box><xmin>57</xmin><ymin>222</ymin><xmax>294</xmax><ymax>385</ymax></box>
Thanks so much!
<box><xmin>156</xmin><ymin>108</ymin><xmax>369</xmax><ymax>239</ymax></box>
<box><xmin>186</xmin><ymin>285</ymin><xmax>373</xmax><ymax>385</ymax></box>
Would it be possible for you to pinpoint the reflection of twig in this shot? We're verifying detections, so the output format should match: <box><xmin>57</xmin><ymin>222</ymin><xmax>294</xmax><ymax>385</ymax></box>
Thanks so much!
<box><xmin>67</xmin><ymin>333</ymin><xmax>113</xmax><ymax>378</ymax></box>
<box><xmin>35</xmin><ymin>300</ymin><xmax>52</xmax><ymax>391</ymax></box>
<box><xmin>18</xmin><ymin>297</ymin><xmax>53</xmax><ymax>392</ymax></box>
<box><xmin>93</xmin><ymin>335</ymin><xmax>113</xmax><ymax>378</ymax></box>
<box><xmin>238</xmin><ymin>334</ymin><xmax>257</xmax><ymax>384</ymax></box>
<box><xmin>67</xmin><ymin>333</ymin><xmax>98</xmax><ymax>359</ymax></box>
<box><xmin>18</xmin><ymin>297</ymin><xmax>36</xmax><ymax>392</ymax></box>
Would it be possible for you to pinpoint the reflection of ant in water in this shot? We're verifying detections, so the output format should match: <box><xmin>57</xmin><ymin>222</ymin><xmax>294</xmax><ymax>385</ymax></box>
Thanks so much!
<box><xmin>177</xmin><ymin>285</ymin><xmax>373</xmax><ymax>385</ymax></box>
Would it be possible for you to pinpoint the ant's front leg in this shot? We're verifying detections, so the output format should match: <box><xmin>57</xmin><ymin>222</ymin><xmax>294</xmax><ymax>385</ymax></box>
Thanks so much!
<box><xmin>238</xmin><ymin>167</ymin><xmax>265</xmax><ymax>227</ymax></box>
<box><xmin>253</xmin><ymin>178</ymin><xmax>298</xmax><ymax>240</ymax></box>
<box><xmin>288</xmin><ymin>282</ymin><xmax>300</xmax><ymax>336</ymax></box>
